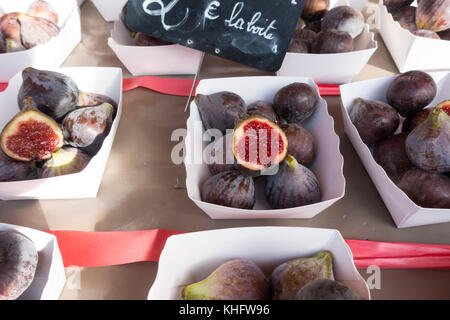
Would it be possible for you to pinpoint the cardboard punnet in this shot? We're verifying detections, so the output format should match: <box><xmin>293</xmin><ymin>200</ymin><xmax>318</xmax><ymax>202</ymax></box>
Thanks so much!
<box><xmin>340</xmin><ymin>72</ymin><xmax>450</xmax><ymax>228</ymax></box>
<box><xmin>0</xmin><ymin>67</ymin><xmax>123</xmax><ymax>200</ymax></box>
<box><xmin>349</xmin><ymin>0</ymin><xmax>369</xmax><ymax>11</ymax></box>
<box><xmin>0</xmin><ymin>0</ymin><xmax>81</xmax><ymax>82</ymax></box>
<box><xmin>108</xmin><ymin>18</ymin><xmax>203</xmax><ymax>76</ymax></box>
<box><xmin>148</xmin><ymin>227</ymin><xmax>370</xmax><ymax>300</ymax></box>
<box><xmin>277</xmin><ymin>0</ymin><xmax>377</xmax><ymax>84</ymax></box>
<box><xmin>77</xmin><ymin>0</ymin><xmax>85</xmax><ymax>6</ymax></box>
<box><xmin>378</xmin><ymin>0</ymin><xmax>450</xmax><ymax>73</ymax></box>
<box><xmin>0</xmin><ymin>223</ymin><xmax>66</xmax><ymax>300</ymax></box>
<box><xmin>91</xmin><ymin>0</ymin><xmax>127</xmax><ymax>22</ymax></box>
<box><xmin>185</xmin><ymin>76</ymin><xmax>345</xmax><ymax>219</ymax></box>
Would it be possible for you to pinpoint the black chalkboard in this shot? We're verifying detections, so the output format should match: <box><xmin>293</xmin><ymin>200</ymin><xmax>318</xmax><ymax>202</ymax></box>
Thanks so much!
<box><xmin>125</xmin><ymin>0</ymin><xmax>305</xmax><ymax>72</ymax></box>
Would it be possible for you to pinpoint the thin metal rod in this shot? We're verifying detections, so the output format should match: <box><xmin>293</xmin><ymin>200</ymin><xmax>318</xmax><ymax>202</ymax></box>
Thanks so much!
<box><xmin>184</xmin><ymin>52</ymin><xmax>205</xmax><ymax>112</ymax></box>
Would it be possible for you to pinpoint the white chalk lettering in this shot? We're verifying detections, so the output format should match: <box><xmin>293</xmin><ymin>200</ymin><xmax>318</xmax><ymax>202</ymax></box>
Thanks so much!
<box><xmin>142</xmin><ymin>0</ymin><xmax>189</xmax><ymax>31</ymax></box>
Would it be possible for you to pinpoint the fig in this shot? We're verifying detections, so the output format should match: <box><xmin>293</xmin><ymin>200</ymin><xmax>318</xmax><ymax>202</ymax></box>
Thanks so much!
<box><xmin>0</xmin><ymin>32</ymin><xmax>6</xmax><ymax>53</ymax></box>
<box><xmin>77</xmin><ymin>91</ymin><xmax>118</xmax><ymax>119</ymax></box>
<box><xmin>39</xmin><ymin>147</ymin><xmax>91</xmax><ymax>178</ymax></box>
<box><xmin>311</xmin><ymin>29</ymin><xmax>354</xmax><ymax>54</ymax></box>
<box><xmin>373</xmin><ymin>133</ymin><xmax>412</xmax><ymax>180</ymax></box>
<box><xmin>0</xmin><ymin>149</ymin><xmax>37</xmax><ymax>182</ymax></box>
<box><xmin>296</xmin><ymin>279</ymin><xmax>362</xmax><ymax>300</ymax></box>
<box><xmin>134</xmin><ymin>32</ymin><xmax>172</xmax><ymax>46</ymax></box>
<box><xmin>273</xmin><ymin>82</ymin><xmax>318</xmax><ymax>123</ymax></box>
<box><xmin>305</xmin><ymin>19</ymin><xmax>323</xmax><ymax>33</ymax></box>
<box><xmin>402</xmin><ymin>109</ymin><xmax>431</xmax><ymax>133</ymax></box>
<box><xmin>201</xmin><ymin>170</ymin><xmax>256</xmax><ymax>209</ymax></box>
<box><xmin>195</xmin><ymin>92</ymin><xmax>247</xmax><ymax>134</ymax></box>
<box><xmin>232</xmin><ymin>116</ymin><xmax>288</xmax><ymax>171</ymax></box>
<box><xmin>302</xmin><ymin>0</ymin><xmax>330</xmax><ymax>21</ymax></box>
<box><xmin>18</xmin><ymin>68</ymin><xmax>79</xmax><ymax>121</ymax></box>
<box><xmin>205</xmin><ymin>133</ymin><xmax>237</xmax><ymax>175</ymax></box>
<box><xmin>384</xmin><ymin>0</ymin><xmax>414</xmax><ymax>13</ymax></box>
<box><xmin>0</xmin><ymin>231</ymin><xmax>38</xmax><ymax>300</ymax></box>
<box><xmin>27</xmin><ymin>0</ymin><xmax>58</xmax><ymax>24</ymax></box>
<box><xmin>387</xmin><ymin>71</ymin><xmax>437</xmax><ymax>117</ymax></box>
<box><xmin>392</xmin><ymin>6</ymin><xmax>418</xmax><ymax>32</ymax></box>
<box><xmin>416</xmin><ymin>0</ymin><xmax>450</xmax><ymax>32</ymax></box>
<box><xmin>280</xmin><ymin>123</ymin><xmax>315</xmax><ymax>166</ymax></box>
<box><xmin>246</xmin><ymin>101</ymin><xmax>278</xmax><ymax>123</ymax></box>
<box><xmin>62</xmin><ymin>103</ymin><xmax>114</xmax><ymax>156</ymax></box>
<box><xmin>270</xmin><ymin>251</ymin><xmax>333</xmax><ymax>300</ymax></box>
<box><xmin>438</xmin><ymin>28</ymin><xmax>450</xmax><ymax>40</ymax></box>
<box><xmin>349</xmin><ymin>98</ymin><xmax>400</xmax><ymax>145</ymax></box>
<box><xmin>413</xmin><ymin>29</ymin><xmax>441</xmax><ymax>39</ymax></box>
<box><xmin>288</xmin><ymin>37</ymin><xmax>309</xmax><ymax>53</ymax></box>
<box><xmin>405</xmin><ymin>102</ymin><xmax>450</xmax><ymax>173</ymax></box>
<box><xmin>0</xmin><ymin>13</ymin><xmax>24</xmax><ymax>51</ymax></box>
<box><xmin>182</xmin><ymin>259</ymin><xmax>269</xmax><ymax>300</ymax></box>
<box><xmin>295</xmin><ymin>17</ymin><xmax>306</xmax><ymax>32</ymax></box>
<box><xmin>0</xmin><ymin>110</ymin><xmax>63</xmax><ymax>162</ymax></box>
<box><xmin>398</xmin><ymin>168</ymin><xmax>450</xmax><ymax>208</ymax></box>
<box><xmin>265</xmin><ymin>155</ymin><xmax>321</xmax><ymax>209</ymax></box>
<box><xmin>18</xmin><ymin>13</ymin><xmax>59</xmax><ymax>49</ymax></box>
<box><xmin>291</xmin><ymin>29</ymin><xmax>317</xmax><ymax>52</ymax></box>
<box><xmin>322</xmin><ymin>6</ymin><xmax>365</xmax><ymax>39</ymax></box>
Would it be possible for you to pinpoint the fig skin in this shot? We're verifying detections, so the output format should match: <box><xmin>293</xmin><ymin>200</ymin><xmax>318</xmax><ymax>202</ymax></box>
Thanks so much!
<box><xmin>296</xmin><ymin>279</ymin><xmax>362</xmax><ymax>300</ymax></box>
<box><xmin>0</xmin><ymin>231</ymin><xmax>38</xmax><ymax>300</ymax></box>
<box><xmin>290</xmin><ymin>29</ymin><xmax>317</xmax><ymax>52</ymax></box>
<box><xmin>195</xmin><ymin>92</ymin><xmax>247</xmax><ymax>134</ymax></box>
<box><xmin>182</xmin><ymin>259</ymin><xmax>269</xmax><ymax>300</ymax></box>
<box><xmin>322</xmin><ymin>6</ymin><xmax>365</xmax><ymax>39</ymax></box>
<box><xmin>265</xmin><ymin>155</ymin><xmax>321</xmax><ymax>209</ymax></box>
<box><xmin>416</xmin><ymin>0</ymin><xmax>450</xmax><ymax>32</ymax></box>
<box><xmin>288</xmin><ymin>37</ymin><xmax>309</xmax><ymax>53</ymax></box>
<box><xmin>18</xmin><ymin>68</ymin><xmax>79</xmax><ymax>121</ymax></box>
<box><xmin>201</xmin><ymin>170</ymin><xmax>256</xmax><ymax>209</ymax></box>
<box><xmin>270</xmin><ymin>251</ymin><xmax>333</xmax><ymax>300</ymax></box>
<box><xmin>62</xmin><ymin>103</ymin><xmax>114</xmax><ymax>156</ymax></box>
<box><xmin>392</xmin><ymin>6</ymin><xmax>418</xmax><ymax>32</ymax></box>
<box><xmin>280</xmin><ymin>123</ymin><xmax>315</xmax><ymax>166</ymax></box>
<box><xmin>384</xmin><ymin>0</ymin><xmax>414</xmax><ymax>13</ymax></box>
<box><xmin>386</xmin><ymin>71</ymin><xmax>437</xmax><ymax>117</ymax></box>
<box><xmin>246</xmin><ymin>101</ymin><xmax>278</xmax><ymax>123</ymax></box>
<box><xmin>402</xmin><ymin>109</ymin><xmax>431</xmax><ymax>133</ymax></box>
<box><xmin>205</xmin><ymin>133</ymin><xmax>237</xmax><ymax>175</ymax></box>
<box><xmin>0</xmin><ymin>13</ymin><xmax>25</xmax><ymax>51</ymax></box>
<box><xmin>134</xmin><ymin>32</ymin><xmax>172</xmax><ymax>46</ymax></box>
<box><xmin>405</xmin><ymin>103</ymin><xmax>450</xmax><ymax>173</ymax></box>
<box><xmin>27</xmin><ymin>0</ymin><xmax>59</xmax><ymax>24</ymax></box>
<box><xmin>311</xmin><ymin>29</ymin><xmax>354</xmax><ymax>54</ymax></box>
<box><xmin>39</xmin><ymin>147</ymin><xmax>91</xmax><ymax>178</ymax></box>
<box><xmin>302</xmin><ymin>0</ymin><xmax>330</xmax><ymax>22</ymax></box>
<box><xmin>0</xmin><ymin>149</ymin><xmax>37</xmax><ymax>182</ymax></box>
<box><xmin>305</xmin><ymin>19</ymin><xmax>323</xmax><ymax>33</ymax></box>
<box><xmin>373</xmin><ymin>133</ymin><xmax>412</xmax><ymax>180</ymax></box>
<box><xmin>398</xmin><ymin>168</ymin><xmax>450</xmax><ymax>208</ymax></box>
<box><xmin>273</xmin><ymin>83</ymin><xmax>318</xmax><ymax>124</ymax></box>
<box><xmin>295</xmin><ymin>17</ymin><xmax>306</xmax><ymax>32</ymax></box>
<box><xmin>438</xmin><ymin>28</ymin><xmax>450</xmax><ymax>40</ymax></box>
<box><xmin>349</xmin><ymin>98</ymin><xmax>400</xmax><ymax>145</ymax></box>
<box><xmin>413</xmin><ymin>29</ymin><xmax>441</xmax><ymax>39</ymax></box>
<box><xmin>77</xmin><ymin>91</ymin><xmax>118</xmax><ymax>119</ymax></box>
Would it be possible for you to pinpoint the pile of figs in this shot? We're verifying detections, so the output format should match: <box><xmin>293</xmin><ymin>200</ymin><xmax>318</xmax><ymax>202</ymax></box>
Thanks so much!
<box><xmin>197</xmin><ymin>82</ymin><xmax>323</xmax><ymax>210</ymax></box>
<box><xmin>289</xmin><ymin>2</ymin><xmax>366</xmax><ymax>54</ymax></box>
<box><xmin>349</xmin><ymin>70</ymin><xmax>450</xmax><ymax>209</ymax></box>
<box><xmin>0</xmin><ymin>67</ymin><xmax>117</xmax><ymax>182</ymax></box>
<box><xmin>182</xmin><ymin>251</ymin><xmax>363</xmax><ymax>300</ymax></box>
<box><xmin>0</xmin><ymin>230</ymin><xmax>38</xmax><ymax>300</ymax></box>
<box><xmin>386</xmin><ymin>0</ymin><xmax>450</xmax><ymax>40</ymax></box>
<box><xmin>0</xmin><ymin>0</ymin><xmax>60</xmax><ymax>54</ymax></box>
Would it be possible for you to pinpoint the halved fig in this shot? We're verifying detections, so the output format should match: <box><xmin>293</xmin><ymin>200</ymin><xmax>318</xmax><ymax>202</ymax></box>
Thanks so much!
<box><xmin>416</xmin><ymin>0</ymin><xmax>450</xmax><ymax>32</ymax></box>
<box><xmin>18</xmin><ymin>13</ymin><xmax>59</xmax><ymax>49</ymax></box>
<box><xmin>0</xmin><ymin>149</ymin><xmax>37</xmax><ymax>182</ymax></box>
<box><xmin>0</xmin><ymin>110</ymin><xmax>63</xmax><ymax>162</ymax></box>
<box><xmin>39</xmin><ymin>147</ymin><xmax>91</xmax><ymax>178</ymax></box>
<box><xmin>62</xmin><ymin>103</ymin><xmax>114</xmax><ymax>156</ymax></box>
<box><xmin>232</xmin><ymin>116</ymin><xmax>288</xmax><ymax>171</ymax></box>
<box><xmin>18</xmin><ymin>68</ymin><xmax>79</xmax><ymax>121</ymax></box>
<box><xmin>27</xmin><ymin>0</ymin><xmax>59</xmax><ymax>24</ymax></box>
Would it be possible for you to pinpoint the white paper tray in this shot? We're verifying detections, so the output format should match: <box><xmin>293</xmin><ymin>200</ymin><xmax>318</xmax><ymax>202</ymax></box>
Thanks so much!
<box><xmin>0</xmin><ymin>223</ymin><xmax>66</xmax><ymax>300</ymax></box>
<box><xmin>148</xmin><ymin>227</ymin><xmax>370</xmax><ymax>300</ymax></box>
<box><xmin>340</xmin><ymin>71</ymin><xmax>450</xmax><ymax>228</ymax></box>
<box><xmin>0</xmin><ymin>0</ymin><xmax>81</xmax><ymax>82</ymax></box>
<box><xmin>91</xmin><ymin>0</ymin><xmax>127</xmax><ymax>22</ymax></box>
<box><xmin>185</xmin><ymin>76</ymin><xmax>345</xmax><ymax>219</ymax></box>
<box><xmin>0</xmin><ymin>67</ymin><xmax>123</xmax><ymax>200</ymax></box>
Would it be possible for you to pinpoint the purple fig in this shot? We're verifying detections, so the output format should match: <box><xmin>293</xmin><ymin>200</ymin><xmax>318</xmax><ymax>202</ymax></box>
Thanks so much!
<box><xmin>349</xmin><ymin>98</ymin><xmax>400</xmax><ymax>145</ymax></box>
<box><xmin>416</xmin><ymin>0</ymin><xmax>450</xmax><ymax>32</ymax></box>
<box><xmin>77</xmin><ymin>91</ymin><xmax>118</xmax><ymax>119</ymax></box>
<box><xmin>246</xmin><ymin>101</ymin><xmax>278</xmax><ymax>123</ymax></box>
<box><xmin>290</xmin><ymin>29</ymin><xmax>317</xmax><ymax>52</ymax></box>
<box><xmin>205</xmin><ymin>134</ymin><xmax>237</xmax><ymax>175</ymax></box>
<box><xmin>39</xmin><ymin>147</ymin><xmax>91</xmax><ymax>178</ymax></box>
<box><xmin>373</xmin><ymin>133</ymin><xmax>412</xmax><ymax>180</ymax></box>
<box><xmin>0</xmin><ymin>149</ymin><xmax>37</xmax><ymax>181</ymax></box>
<box><xmin>402</xmin><ymin>109</ymin><xmax>431</xmax><ymax>133</ymax></box>
<box><xmin>134</xmin><ymin>32</ymin><xmax>172</xmax><ymax>46</ymax></box>
<box><xmin>288</xmin><ymin>37</ymin><xmax>309</xmax><ymax>53</ymax></box>
<box><xmin>280</xmin><ymin>123</ymin><xmax>315</xmax><ymax>166</ymax></box>
<box><xmin>302</xmin><ymin>0</ymin><xmax>330</xmax><ymax>21</ymax></box>
<box><xmin>273</xmin><ymin>83</ymin><xmax>318</xmax><ymax>123</ymax></box>
<box><xmin>398</xmin><ymin>168</ymin><xmax>450</xmax><ymax>208</ymax></box>
<box><xmin>438</xmin><ymin>28</ymin><xmax>450</xmax><ymax>39</ymax></box>
<box><xmin>405</xmin><ymin>102</ymin><xmax>450</xmax><ymax>173</ymax></box>
<box><xmin>392</xmin><ymin>6</ymin><xmax>418</xmax><ymax>32</ymax></box>
<box><xmin>384</xmin><ymin>0</ymin><xmax>414</xmax><ymax>12</ymax></box>
<box><xmin>305</xmin><ymin>19</ymin><xmax>323</xmax><ymax>33</ymax></box>
<box><xmin>311</xmin><ymin>29</ymin><xmax>354</xmax><ymax>54</ymax></box>
<box><xmin>322</xmin><ymin>6</ymin><xmax>365</xmax><ymax>39</ymax></box>
<box><xmin>296</xmin><ymin>279</ymin><xmax>362</xmax><ymax>300</ymax></box>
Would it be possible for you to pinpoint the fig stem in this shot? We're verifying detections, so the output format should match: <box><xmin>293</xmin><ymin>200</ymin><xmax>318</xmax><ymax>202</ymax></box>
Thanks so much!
<box><xmin>285</xmin><ymin>154</ymin><xmax>298</xmax><ymax>169</ymax></box>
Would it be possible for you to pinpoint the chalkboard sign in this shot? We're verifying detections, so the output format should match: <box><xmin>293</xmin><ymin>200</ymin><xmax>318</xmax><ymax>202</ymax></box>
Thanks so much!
<box><xmin>125</xmin><ymin>0</ymin><xmax>306</xmax><ymax>72</ymax></box>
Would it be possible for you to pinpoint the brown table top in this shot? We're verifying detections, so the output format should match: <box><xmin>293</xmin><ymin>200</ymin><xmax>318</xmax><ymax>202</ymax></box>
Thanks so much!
<box><xmin>0</xmin><ymin>0</ymin><xmax>449</xmax><ymax>300</ymax></box>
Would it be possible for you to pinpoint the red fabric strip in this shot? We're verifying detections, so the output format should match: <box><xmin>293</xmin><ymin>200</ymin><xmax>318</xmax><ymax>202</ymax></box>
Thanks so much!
<box><xmin>45</xmin><ymin>230</ymin><xmax>450</xmax><ymax>269</ymax></box>
<box><xmin>0</xmin><ymin>83</ymin><xmax>7</xmax><ymax>92</ymax></box>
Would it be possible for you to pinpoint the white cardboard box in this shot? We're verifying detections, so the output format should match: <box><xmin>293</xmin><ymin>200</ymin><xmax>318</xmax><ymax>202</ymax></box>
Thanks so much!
<box><xmin>0</xmin><ymin>67</ymin><xmax>123</xmax><ymax>200</ymax></box>
<box><xmin>148</xmin><ymin>227</ymin><xmax>370</xmax><ymax>300</ymax></box>
<box><xmin>91</xmin><ymin>0</ymin><xmax>127</xmax><ymax>22</ymax></box>
<box><xmin>378</xmin><ymin>0</ymin><xmax>450</xmax><ymax>73</ymax></box>
<box><xmin>185</xmin><ymin>76</ymin><xmax>345</xmax><ymax>219</ymax></box>
<box><xmin>0</xmin><ymin>0</ymin><xmax>81</xmax><ymax>82</ymax></box>
<box><xmin>108</xmin><ymin>18</ymin><xmax>204</xmax><ymax>76</ymax></box>
<box><xmin>350</xmin><ymin>0</ymin><xmax>369</xmax><ymax>11</ymax></box>
<box><xmin>277</xmin><ymin>0</ymin><xmax>377</xmax><ymax>84</ymax></box>
<box><xmin>0</xmin><ymin>223</ymin><xmax>66</xmax><ymax>300</ymax></box>
<box><xmin>340</xmin><ymin>72</ymin><xmax>450</xmax><ymax>228</ymax></box>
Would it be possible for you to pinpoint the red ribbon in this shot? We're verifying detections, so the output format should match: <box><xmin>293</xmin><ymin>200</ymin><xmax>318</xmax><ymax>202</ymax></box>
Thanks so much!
<box><xmin>0</xmin><ymin>83</ymin><xmax>7</xmax><ymax>92</ymax></box>
<box><xmin>45</xmin><ymin>229</ymin><xmax>450</xmax><ymax>269</ymax></box>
